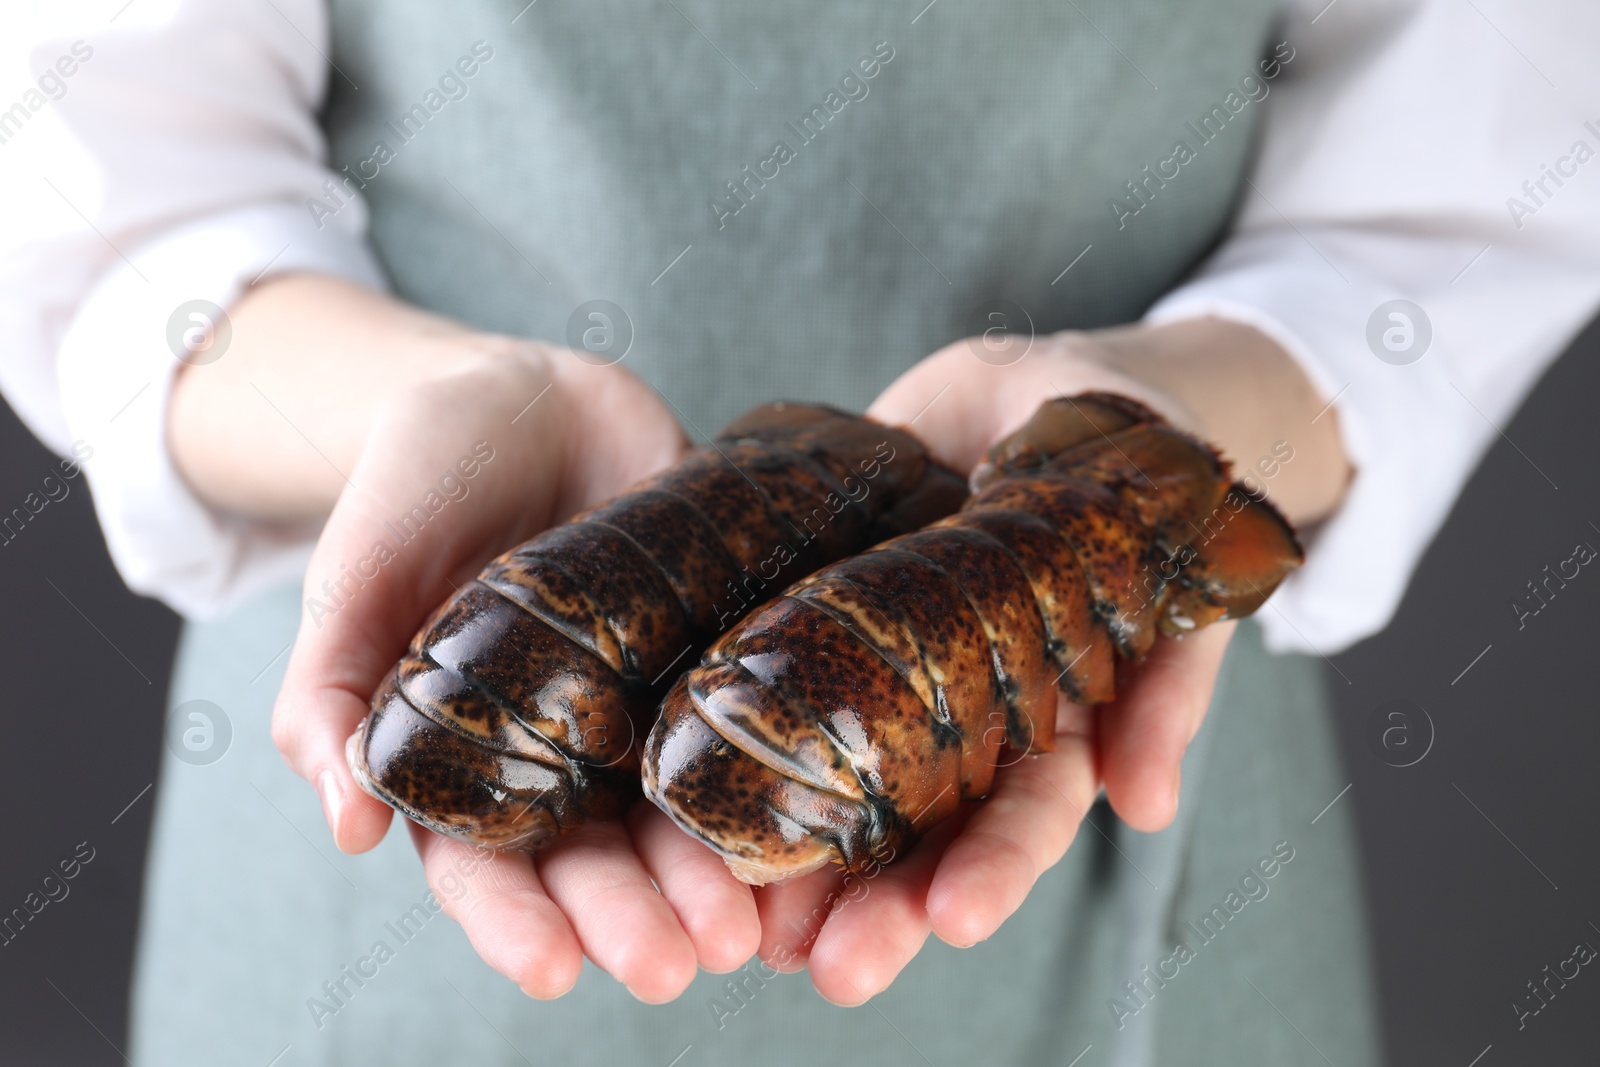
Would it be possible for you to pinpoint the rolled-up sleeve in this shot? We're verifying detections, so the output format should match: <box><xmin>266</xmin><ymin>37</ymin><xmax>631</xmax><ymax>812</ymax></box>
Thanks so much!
<box><xmin>1147</xmin><ymin>0</ymin><xmax>1600</xmax><ymax>655</ymax></box>
<box><xmin>0</xmin><ymin>2</ymin><xmax>385</xmax><ymax>618</ymax></box>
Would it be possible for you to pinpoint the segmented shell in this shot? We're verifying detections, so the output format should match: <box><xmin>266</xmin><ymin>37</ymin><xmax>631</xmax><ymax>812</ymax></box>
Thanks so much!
<box><xmin>348</xmin><ymin>403</ymin><xmax>967</xmax><ymax>851</ymax></box>
<box><xmin>643</xmin><ymin>394</ymin><xmax>1303</xmax><ymax>883</ymax></box>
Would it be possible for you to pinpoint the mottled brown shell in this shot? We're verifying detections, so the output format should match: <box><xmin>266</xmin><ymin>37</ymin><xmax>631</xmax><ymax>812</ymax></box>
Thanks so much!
<box><xmin>643</xmin><ymin>393</ymin><xmax>1304</xmax><ymax>883</ymax></box>
<box><xmin>348</xmin><ymin>403</ymin><xmax>967</xmax><ymax>851</ymax></box>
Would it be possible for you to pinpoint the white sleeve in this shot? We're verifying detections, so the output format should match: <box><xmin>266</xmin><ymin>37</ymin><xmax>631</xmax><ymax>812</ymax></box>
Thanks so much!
<box><xmin>0</xmin><ymin>3</ymin><xmax>385</xmax><ymax>619</ymax></box>
<box><xmin>1145</xmin><ymin>0</ymin><xmax>1600</xmax><ymax>656</ymax></box>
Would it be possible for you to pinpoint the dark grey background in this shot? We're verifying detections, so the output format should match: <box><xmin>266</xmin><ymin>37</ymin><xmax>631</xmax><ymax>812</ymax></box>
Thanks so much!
<box><xmin>1325</xmin><ymin>312</ymin><xmax>1600</xmax><ymax>1066</ymax></box>
<box><xmin>0</xmin><ymin>317</ymin><xmax>1595</xmax><ymax>1064</ymax></box>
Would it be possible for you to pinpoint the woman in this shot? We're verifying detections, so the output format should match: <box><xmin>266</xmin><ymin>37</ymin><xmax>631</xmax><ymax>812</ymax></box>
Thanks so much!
<box><xmin>2</xmin><ymin>1</ymin><xmax>1595</xmax><ymax>1063</ymax></box>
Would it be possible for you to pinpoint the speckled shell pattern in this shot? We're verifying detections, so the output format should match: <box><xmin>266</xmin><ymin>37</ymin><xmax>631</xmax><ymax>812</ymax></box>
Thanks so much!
<box><xmin>642</xmin><ymin>393</ymin><xmax>1305</xmax><ymax>884</ymax></box>
<box><xmin>348</xmin><ymin>403</ymin><xmax>969</xmax><ymax>852</ymax></box>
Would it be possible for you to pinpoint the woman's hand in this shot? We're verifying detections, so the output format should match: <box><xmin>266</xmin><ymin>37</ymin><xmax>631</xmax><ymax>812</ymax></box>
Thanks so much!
<box><xmin>170</xmin><ymin>274</ymin><xmax>762</xmax><ymax>1001</ymax></box>
<box><xmin>750</xmin><ymin>318</ymin><xmax>1351</xmax><ymax>1004</ymax></box>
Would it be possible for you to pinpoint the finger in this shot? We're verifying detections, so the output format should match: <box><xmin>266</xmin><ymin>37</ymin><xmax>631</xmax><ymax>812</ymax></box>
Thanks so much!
<box><xmin>534</xmin><ymin>819</ymin><xmax>700</xmax><ymax>1003</ymax></box>
<box><xmin>866</xmin><ymin>345</ymin><xmax>1012</xmax><ymax>472</ymax></box>
<box><xmin>866</xmin><ymin>338</ymin><xmax>1188</xmax><ymax>475</ymax></box>
<box><xmin>271</xmin><ymin>476</ymin><xmax>461</xmax><ymax>854</ymax></box>
<box><xmin>411</xmin><ymin>823</ymin><xmax>584</xmax><ymax>999</ymax></box>
<box><xmin>806</xmin><ymin>815</ymin><xmax>962</xmax><ymax>1006</ymax></box>
<box><xmin>272</xmin><ymin>657</ymin><xmax>397</xmax><ymax>855</ymax></box>
<box><xmin>628</xmin><ymin>801</ymin><xmax>760</xmax><ymax>974</ymax></box>
<box><xmin>925</xmin><ymin>717</ymin><xmax>1097</xmax><ymax>949</ymax></box>
<box><xmin>753</xmin><ymin>865</ymin><xmax>844</xmax><ymax>971</ymax></box>
<box><xmin>752</xmin><ymin>866</ymin><xmax>838</xmax><ymax>970</ymax></box>
<box><xmin>555</xmin><ymin>355</ymin><xmax>694</xmax><ymax>515</ymax></box>
<box><xmin>1099</xmin><ymin>621</ymin><xmax>1237</xmax><ymax>832</ymax></box>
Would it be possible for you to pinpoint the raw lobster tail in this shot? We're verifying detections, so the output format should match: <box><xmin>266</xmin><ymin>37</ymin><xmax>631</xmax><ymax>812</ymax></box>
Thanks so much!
<box><xmin>349</xmin><ymin>403</ymin><xmax>967</xmax><ymax>851</ymax></box>
<box><xmin>642</xmin><ymin>393</ymin><xmax>1304</xmax><ymax>883</ymax></box>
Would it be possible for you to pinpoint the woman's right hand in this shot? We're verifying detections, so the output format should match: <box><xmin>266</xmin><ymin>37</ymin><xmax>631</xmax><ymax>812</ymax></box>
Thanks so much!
<box><xmin>170</xmin><ymin>274</ymin><xmax>762</xmax><ymax>1001</ymax></box>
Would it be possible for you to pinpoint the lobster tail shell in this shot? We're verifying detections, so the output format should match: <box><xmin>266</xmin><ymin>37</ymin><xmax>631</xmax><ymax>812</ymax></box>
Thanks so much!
<box><xmin>350</xmin><ymin>403</ymin><xmax>967</xmax><ymax>851</ymax></box>
<box><xmin>643</xmin><ymin>393</ymin><xmax>1305</xmax><ymax>883</ymax></box>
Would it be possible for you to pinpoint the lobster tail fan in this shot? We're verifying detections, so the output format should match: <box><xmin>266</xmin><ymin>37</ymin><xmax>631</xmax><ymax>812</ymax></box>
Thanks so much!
<box><xmin>1161</xmin><ymin>487</ymin><xmax>1304</xmax><ymax>634</ymax></box>
<box><xmin>970</xmin><ymin>392</ymin><xmax>1165</xmax><ymax>490</ymax></box>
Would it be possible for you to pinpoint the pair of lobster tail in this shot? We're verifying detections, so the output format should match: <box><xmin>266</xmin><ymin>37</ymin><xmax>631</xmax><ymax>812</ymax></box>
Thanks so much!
<box><xmin>349</xmin><ymin>403</ymin><xmax>967</xmax><ymax>851</ymax></box>
<box><xmin>642</xmin><ymin>393</ymin><xmax>1303</xmax><ymax>884</ymax></box>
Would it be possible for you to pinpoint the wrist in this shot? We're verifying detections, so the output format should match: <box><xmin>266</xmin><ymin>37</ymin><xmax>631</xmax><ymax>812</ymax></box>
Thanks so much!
<box><xmin>1071</xmin><ymin>317</ymin><xmax>1353</xmax><ymax>525</ymax></box>
<box><xmin>168</xmin><ymin>271</ymin><xmax>565</xmax><ymax>520</ymax></box>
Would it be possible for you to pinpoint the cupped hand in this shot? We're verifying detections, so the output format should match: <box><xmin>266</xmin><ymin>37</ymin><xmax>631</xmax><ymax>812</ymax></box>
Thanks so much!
<box><xmin>268</xmin><ymin>342</ymin><xmax>761</xmax><ymax>1000</ymax></box>
<box><xmin>745</xmin><ymin>331</ymin><xmax>1242</xmax><ymax>1004</ymax></box>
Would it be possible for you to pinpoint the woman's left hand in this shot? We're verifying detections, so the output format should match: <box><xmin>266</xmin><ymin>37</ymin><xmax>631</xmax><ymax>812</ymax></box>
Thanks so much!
<box><xmin>748</xmin><ymin>320</ymin><xmax>1337</xmax><ymax>1003</ymax></box>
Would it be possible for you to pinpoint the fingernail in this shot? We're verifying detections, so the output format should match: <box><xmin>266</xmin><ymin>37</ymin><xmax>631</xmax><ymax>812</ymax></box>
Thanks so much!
<box><xmin>318</xmin><ymin>770</ymin><xmax>345</xmax><ymax>837</ymax></box>
<box><xmin>1169</xmin><ymin>768</ymin><xmax>1183</xmax><ymax>815</ymax></box>
<box><xmin>523</xmin><ymin>974</ymin><xmax>578</xmax><ymax>1001</ymax></box>
<box><xmin>818</xmin><ymin>986</ymin><xmax>867</xmax><ymax>1008</ymax></box>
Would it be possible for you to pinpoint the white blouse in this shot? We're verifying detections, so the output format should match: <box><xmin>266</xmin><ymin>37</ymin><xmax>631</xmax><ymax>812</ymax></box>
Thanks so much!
<box><xmin>1</xmin><ymin>0</ymin><xmax>1596</xmax><ymax>658</ymax></box>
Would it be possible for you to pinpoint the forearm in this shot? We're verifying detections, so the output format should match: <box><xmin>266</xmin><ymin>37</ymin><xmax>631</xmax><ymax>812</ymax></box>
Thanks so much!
<box><xmin>166</xmin><ymin>273</ymin><xmax>524</xmax><ymax>519</ymax></box>
<box><xmin>1082</xmin><ymin>318</ymin><xmax>1351</xmax><ymax>526</ymax></box>
<box><xmin>172</xmin><ymin>282</ymin><xmax>1348</xmax><ymax>533</ymax></box>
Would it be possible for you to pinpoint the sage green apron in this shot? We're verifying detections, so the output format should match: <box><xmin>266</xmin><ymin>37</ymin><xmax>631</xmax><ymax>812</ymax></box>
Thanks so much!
<box><xmin>130</xmin><ymin>2</ymin><xmax>1380</xmax><ymax>1063</ymax></box>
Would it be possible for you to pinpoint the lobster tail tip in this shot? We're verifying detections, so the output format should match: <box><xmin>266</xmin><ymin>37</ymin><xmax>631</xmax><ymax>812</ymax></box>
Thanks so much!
<box><xmin>348</xmin><ymin>683</ymin><xmax>574</xmax><ymax>852</ymax></box>
<box><xmin>971</xmin><ymin>391</ymin><xmax>1167</xmax><ymax>491</ymax></box>
<box><xmin>643</xmin><ymin>675</ymin><xmax>882</xmax><ymax>884</ymax></box>
<box><xmin>715</xmin><ymin>400</ymin><xmax>848</xmax><ymax>438</ymax></box>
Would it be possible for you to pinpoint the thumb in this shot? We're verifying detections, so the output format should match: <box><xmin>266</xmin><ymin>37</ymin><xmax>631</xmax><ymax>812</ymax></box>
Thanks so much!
<box><xmin>867</xmin><ymin>344</ymin><xmax>1007</xmax><ymax>474</ymax></box>
<box><xmin>271</xmin><ymin>661</ymin><xmax>396</xmax><ymax>853</ymax></box>
<box><xmin>269</xmin><ymin>494</ymin><xmax>453</xmax><ymax>854</ymax></box>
